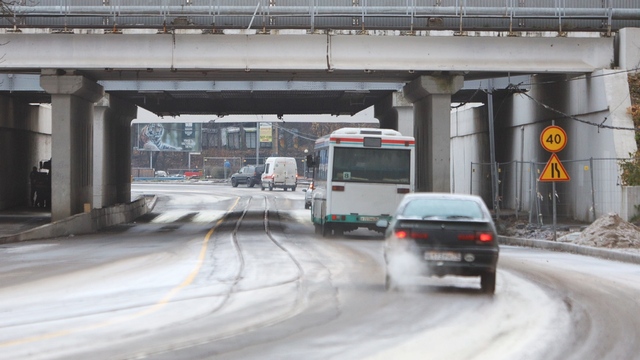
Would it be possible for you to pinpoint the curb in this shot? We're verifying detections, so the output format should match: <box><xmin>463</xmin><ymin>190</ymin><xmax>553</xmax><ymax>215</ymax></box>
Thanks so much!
<box><xmin>499</xmin><ymin>236</ymin><xmax>640</xmax><ymax>265</ymax></box>
<box><xmin>0</xmin><ymin>195</ymin><xmax>156</xmax><ymax>244</ymax></box>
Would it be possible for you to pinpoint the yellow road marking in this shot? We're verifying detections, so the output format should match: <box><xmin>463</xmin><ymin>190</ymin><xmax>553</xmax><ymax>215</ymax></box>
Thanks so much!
<box><xmin>0</xmin><ymin>197</ymin><xmax>240</xmax><ymax>348</ymax></box>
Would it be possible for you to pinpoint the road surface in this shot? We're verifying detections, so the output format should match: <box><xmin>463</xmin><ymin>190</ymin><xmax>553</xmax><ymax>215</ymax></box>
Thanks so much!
<box><xmin>0</xmin><ymin>183</ymin><xmax>639</xmax><ymax>359</ymax></box>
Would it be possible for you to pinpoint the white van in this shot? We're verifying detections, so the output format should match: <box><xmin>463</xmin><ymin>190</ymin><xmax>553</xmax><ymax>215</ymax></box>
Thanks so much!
<box><xmin>261</xmin><ymin>157</ymin><xmax>298</xmax><ymax>191</ymax></box>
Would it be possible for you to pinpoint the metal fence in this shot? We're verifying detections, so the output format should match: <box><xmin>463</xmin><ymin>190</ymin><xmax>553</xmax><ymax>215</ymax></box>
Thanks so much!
<box><xmin>471</xmin><ymin>158</ymin><xmax>627</xmax><ymax>224</ymax></box>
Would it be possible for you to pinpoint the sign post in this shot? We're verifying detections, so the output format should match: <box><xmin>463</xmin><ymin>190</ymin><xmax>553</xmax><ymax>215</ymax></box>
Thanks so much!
<box><xmin>539</xmin><ymin>125</ymin><xmax>569</xmax><ymax>240</ymax></box>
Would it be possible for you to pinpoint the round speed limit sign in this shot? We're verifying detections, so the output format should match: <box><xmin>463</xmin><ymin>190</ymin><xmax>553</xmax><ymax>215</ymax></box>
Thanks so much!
<box><xmin>540</xmin><ymin>125</ymin><xmax>567</xmax><ymax>152</ymax></box>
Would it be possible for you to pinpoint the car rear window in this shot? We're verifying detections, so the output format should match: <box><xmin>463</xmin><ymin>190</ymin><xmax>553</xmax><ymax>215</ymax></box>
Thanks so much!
<box><xmin>401</xmin><ymin>199</ymin><xmax>484</xmax><ymax>220</ymax></box>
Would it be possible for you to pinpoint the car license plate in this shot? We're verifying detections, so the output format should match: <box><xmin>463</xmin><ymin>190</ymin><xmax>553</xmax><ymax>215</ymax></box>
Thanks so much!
<box><xmin>359</xmin><ymin>216</ymin><xmax>379</xmax><ymax>222</ymax></box>
<box><xmin>424</xmin><ymin>251</ymin><xmax>461</xmax><ymax>262</ymax></box>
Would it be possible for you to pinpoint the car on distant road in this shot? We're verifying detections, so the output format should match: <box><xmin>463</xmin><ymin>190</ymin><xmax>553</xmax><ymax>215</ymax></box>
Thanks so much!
<box><xmin>184</xmin><ymin>169</ymin><xmax>203</xmax><ymax>180</ymax></box>
<box><xmin>261</xmin><ymin>157</ymin><xmax>298</xmax><ymax>191</ymax></box>
<box><xmin>231</xmin><ymin>165</ymin><xmax>264</xmax><ymax>188</ymax></box>
<box><xmin>377</xmin><ymin>193</ymin><xmax>499</xmax><ymax>294</ymax></box>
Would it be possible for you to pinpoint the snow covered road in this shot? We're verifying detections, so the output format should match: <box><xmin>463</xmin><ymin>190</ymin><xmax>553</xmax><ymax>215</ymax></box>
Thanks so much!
<box><xmin>1</xmin><ymin>184</ymin><xmax>639</xmax><ymax>359</ymax></box>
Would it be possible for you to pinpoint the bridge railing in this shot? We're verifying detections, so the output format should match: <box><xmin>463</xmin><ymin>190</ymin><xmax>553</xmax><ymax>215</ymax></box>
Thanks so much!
<box><xmin>2</xmin><ymin>1</ymin><xmax>639</xmax><ymax>34</ymax></box>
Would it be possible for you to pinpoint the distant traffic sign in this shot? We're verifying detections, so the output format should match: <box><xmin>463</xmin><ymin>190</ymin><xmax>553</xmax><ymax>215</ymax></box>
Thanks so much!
<box><xmin>540</xmin><ymin>125</ymin><xmax>567</xmax><ymax>152</ymax></box>
<box><xmin>539</xmin><ymin>153</ymin><xmax>570</xmax><ymax>182</ymax></box>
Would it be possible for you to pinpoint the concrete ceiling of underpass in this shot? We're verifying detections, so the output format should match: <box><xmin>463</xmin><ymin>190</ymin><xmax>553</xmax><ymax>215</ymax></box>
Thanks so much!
<box><xmin>115</xmin><ymin>88</ymin><xmax>395</xmax><ymax>117</ymax></box>
<box><xmin>4</xmin><ymin>69</ymin><xmax>512</xmax><ymax>117</ymax></box>
<box><xmin>93</xmin><ymin>68</ymin><xmax>441</xmax><ymax>117</ymax></box>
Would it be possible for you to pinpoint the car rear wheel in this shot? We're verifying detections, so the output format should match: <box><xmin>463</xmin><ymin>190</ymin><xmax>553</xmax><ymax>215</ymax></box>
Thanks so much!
<box><xmin>481</xmin><ymin>272</ymin><xmax>496</xmax><ymax>294</ymax></box>
<box><xmin>247</xmin><ymin>179</ymin><xmax>254</xmax><ymax>187</ymax></box>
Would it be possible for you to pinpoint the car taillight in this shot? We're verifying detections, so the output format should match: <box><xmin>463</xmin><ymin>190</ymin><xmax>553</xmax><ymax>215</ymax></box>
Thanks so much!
<box><xmin>410</xmin><ymin>232</ymin><xmax>429</xmax><ymax>239</ymax></box>
<box><xmin>332</xmin><ymin>185</ymin><xmax>344</xmax><ymax>191</ymax></box>
<box><xmin>394</xmin><ymin>230</ymin><xmax>428</xmax><ymax>239</ymax></box>
<box><xmin>397</xmin><ymin>188</ymin><xmax>411</xmax><ymax>194</ymax></box>
<box><xmin>478</xmin><ymin>232</ymin><xmax>494</xmax><ymax>242</ymax></box>
<box><xmin>458</xmin><ymin>232</ymin><xmax>494</xmax><ymax>242</ymax></box>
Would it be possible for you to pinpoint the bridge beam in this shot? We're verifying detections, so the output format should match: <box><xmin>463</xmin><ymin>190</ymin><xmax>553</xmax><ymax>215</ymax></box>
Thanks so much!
<box><xmin>404</xmin><ymin>75</ymin><xmax>464</xmax><ymax>193</ymax></box>
<box><xmin>40</xmin><ymin>71</ymin><xmax>104</xmax><ymax>221</ymax></box>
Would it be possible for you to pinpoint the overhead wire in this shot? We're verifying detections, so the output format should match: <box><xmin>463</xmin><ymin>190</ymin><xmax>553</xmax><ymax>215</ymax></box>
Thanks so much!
<box><xmin>509</xmin><ymin>83</ymin><xmax>638</xmax><ymax>132</ymax></box>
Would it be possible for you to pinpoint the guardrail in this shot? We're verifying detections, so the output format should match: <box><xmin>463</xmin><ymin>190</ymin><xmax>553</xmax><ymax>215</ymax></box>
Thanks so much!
<box><xmin>2</xmin><ymin>2</ymin><xmax>639</xmax><ymax>34</ymax></box>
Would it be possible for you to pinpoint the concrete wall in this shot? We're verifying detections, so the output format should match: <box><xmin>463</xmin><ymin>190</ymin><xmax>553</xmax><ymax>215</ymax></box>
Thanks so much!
<box><xmin>450</xmin><ymin>104</ymin><xmax>491</xmax><ymax>201</ymax></box>
<box><xmin>451</xmin><ymin>70</ymin><xmax>636</xmax><ymax>222</ymax></box>
<box><xmin>617</xmin><ymin>28</ymin><xmax>640</xmax><ymax>74</ymax></box>
<box><xmin>0</xmin><ymin>97</ymin><xmax>51</xmax><ymax>210</ymax></box>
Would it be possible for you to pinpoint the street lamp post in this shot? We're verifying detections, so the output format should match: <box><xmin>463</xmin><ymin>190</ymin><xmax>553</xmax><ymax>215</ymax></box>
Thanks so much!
<box><xmin>303</xmin><ymin>149</ymin><xmax>308</xmax><ymax>178</ymax></box>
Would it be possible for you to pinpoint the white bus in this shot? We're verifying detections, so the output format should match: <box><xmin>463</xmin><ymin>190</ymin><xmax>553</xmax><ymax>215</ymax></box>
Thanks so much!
<box><xmin>307</xmin><ymin>128</ymin><xmax>415</xmax><ymax>237</ymax></box>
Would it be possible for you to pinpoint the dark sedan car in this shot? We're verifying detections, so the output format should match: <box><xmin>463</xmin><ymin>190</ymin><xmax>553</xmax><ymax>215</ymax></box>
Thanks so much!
<box><xmin>377</xmin><ymin>193</ymin><xmax>499</xmax><ymax>294</ymax></box>
<box><xmin>230</xmin><ymin>165</ymin><xmax>264</xmax><ymax>188</ymax></box>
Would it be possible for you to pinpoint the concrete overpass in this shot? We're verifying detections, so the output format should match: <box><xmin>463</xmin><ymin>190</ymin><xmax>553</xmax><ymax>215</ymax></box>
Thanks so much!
<box><xmin>0</xmin><ymin>6</ymin><xmax>637</xmax><ymax>222</ymax></box>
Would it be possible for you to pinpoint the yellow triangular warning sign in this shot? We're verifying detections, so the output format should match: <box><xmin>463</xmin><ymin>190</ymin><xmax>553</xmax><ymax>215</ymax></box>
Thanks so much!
<box><xmin>539</xmin><ymin>153</ymin><xmax>570</xmax><ymax>182</ymax></box>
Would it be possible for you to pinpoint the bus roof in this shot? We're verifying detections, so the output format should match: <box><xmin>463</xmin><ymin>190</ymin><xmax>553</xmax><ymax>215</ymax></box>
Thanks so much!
<box><xmin>315</xmin><ymin>127</ymin><xmax>415</xmax><ymax>148</ymax></box>
<box><xmin>331</xmin><ymin>128</ymin><xmax>403</xmax><ymax>137</ymax></box>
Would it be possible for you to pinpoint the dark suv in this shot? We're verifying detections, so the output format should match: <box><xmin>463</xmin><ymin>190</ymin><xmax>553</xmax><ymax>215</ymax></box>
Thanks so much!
<box><xmin>230</xmin><ymin>165</ymin><xmax>264</xmax><ymax>188</ymax></box>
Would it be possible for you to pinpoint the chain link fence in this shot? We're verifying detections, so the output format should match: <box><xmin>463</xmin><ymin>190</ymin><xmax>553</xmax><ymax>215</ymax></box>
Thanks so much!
<box><xmin>471</xmin><ymin>158</ymin><xmax>628</xmax><ymax>224</ymax></box>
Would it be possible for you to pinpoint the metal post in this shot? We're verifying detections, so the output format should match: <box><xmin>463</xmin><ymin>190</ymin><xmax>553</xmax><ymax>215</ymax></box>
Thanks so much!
<box><xmin>469</xmin><ymin>162</ymin><xmax>474</xmax><ymax>194</ymax></box>
<box><xmin>552</xmin><ymin>181</ymin><xmax>557</xmax><ymax>241</ymax></box>
<box><xmin>256</xmin><ymin>122</ymin><xmax>260</xmax><ymax>165</ymax></box>
<box><xmin>304</xmin><ymin>148</ymin><xmax>309</xmax><ymax>178</ymax></box>
<box><xmin>487</xmin><ymin>79</ymin><xmax>500</xmax><ymax>219</ymax></box>
<box><xmin>518</xmin><ymin>126</ymin><xmax>525</xmax><ymax>216</ymax></box>
<box><xmin>551</xmin><ymin>120</ymin><xmax>556</xmax><ymax>240</ymax></box>
<box><xmin>529</xmin><ymin>161</ymin><xmax>535</xmax><ymax>224</ymax></box>
<box><xmin>590</xmin><ymin>157</ymin><xmax>597</xmax><ymax>221</ymax></box>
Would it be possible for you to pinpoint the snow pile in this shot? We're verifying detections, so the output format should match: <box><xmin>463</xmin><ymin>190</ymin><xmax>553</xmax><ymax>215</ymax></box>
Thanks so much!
<box><xmin>572</xmin><ymin>213</ymin><xmax>640</xmax><ymax>248</ymax></box>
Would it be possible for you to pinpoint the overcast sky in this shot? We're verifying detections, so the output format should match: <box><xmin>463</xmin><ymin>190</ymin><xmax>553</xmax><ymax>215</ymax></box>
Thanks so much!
<box><xmin>132</xmin><ymin>106</ymin><xmax>379</xmax><ymax>124</ymax></box>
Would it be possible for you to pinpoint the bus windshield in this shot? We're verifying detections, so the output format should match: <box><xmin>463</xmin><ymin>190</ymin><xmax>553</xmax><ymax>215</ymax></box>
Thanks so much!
<box><xmin>332</xmin><ymin>147</ymin><xmax>411</xmax><ymax>184</ymax></box>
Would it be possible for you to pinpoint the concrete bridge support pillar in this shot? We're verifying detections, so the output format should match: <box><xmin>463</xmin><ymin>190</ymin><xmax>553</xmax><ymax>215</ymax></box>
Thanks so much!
<box><xmin>403</xmin><ymin>75</ymin><xmax>463</xmax><ymax>192</ymax></box>
<box><xmin>40</xmin><ymin>70</ymin><xmax>104</xmax><ymax>221</ymax></box>
<box><xmin>374</xmin><ymin>91</ymin><xmax>414</xmax><ymax>136</ymax></box>
<box><xmin>94</xmin><ymin>94</ymin><xmax>137</xmax><ymax>208</ymax></box>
